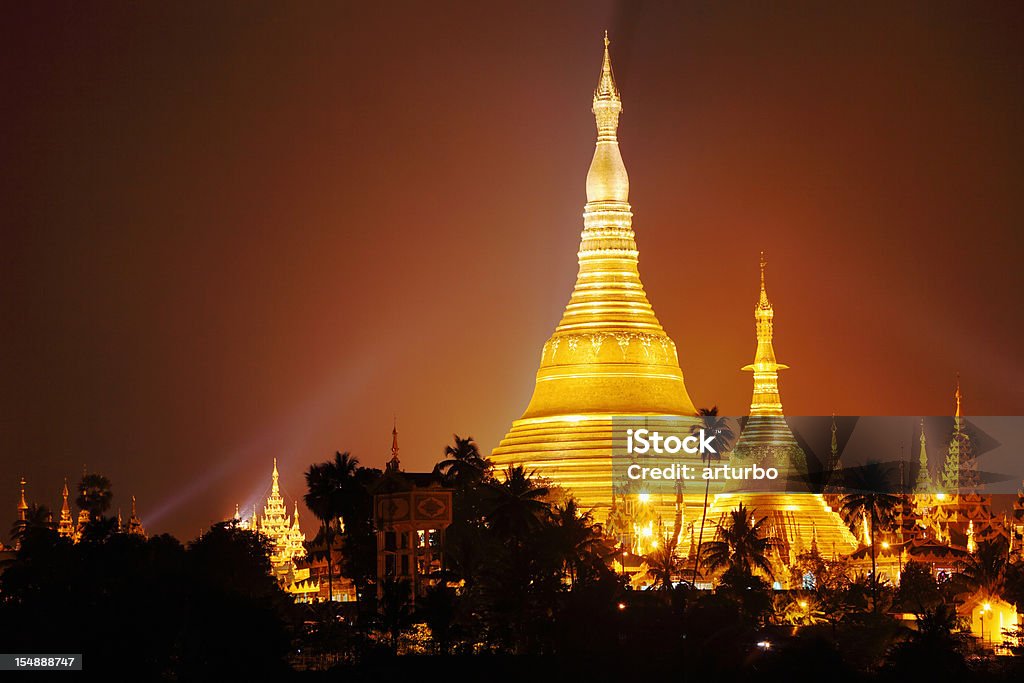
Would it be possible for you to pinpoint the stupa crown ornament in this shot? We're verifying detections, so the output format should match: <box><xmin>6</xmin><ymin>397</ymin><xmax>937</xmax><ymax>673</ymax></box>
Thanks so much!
<box><xmin>742</xmin><ymin>252</ymin><xmax>789</xmax><ymax>416</ymax></box>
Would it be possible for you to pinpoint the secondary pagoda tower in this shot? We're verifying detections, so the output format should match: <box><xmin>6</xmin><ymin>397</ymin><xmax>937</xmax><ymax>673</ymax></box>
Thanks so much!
<box><xmin>699</xmin><ymin>258</ymin><xmax>858</xmax><ymax>578</ymax></box>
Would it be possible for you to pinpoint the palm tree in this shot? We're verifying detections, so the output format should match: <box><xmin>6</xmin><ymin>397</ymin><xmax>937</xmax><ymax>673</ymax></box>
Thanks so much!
<box><xmin>434</xmin><ymin>435</ymin><xmax>490</xmax><ymax>487</ymax></box>
<box><xmin>548</xmin><ymin>499</ymin><xmax>610</xmax><ymax>585</ymax></box>
<box><xmin>485</xmin><ymin>465</ymin><xmax>549</xmax><ymax>542</ymax></box>
<box><xmin>10</xmin><ymin>503</ymin><xmax>53</xmax><ymax>546</ymax></box>
<box><xmin>76</xmin><ymin>474</ymin><xmax>112</xmax><ymax>521</ymax></box>
<box><xmin>304</xmin><ymin>451</ymin><xmax>359</xmax><ymax>602</ymax></box>
<box><xmin>690</xmin><ymin>407</ymin><xmax>736</xmax><ymax>584</ymax></box>
<box><xmin>838</xmin><ymin>461</ymin><xmax>901</xmax><ymax>612</ymax></box>
<box><xmin>956</xmin><ymin>537</ymin><xmax>1010</xmax><ymax>599</ymax></box>
<box><xmin>700</xmin><ymin>502</ymin><xmax>776</xmax><ymax>579</ymax></box>
<box><xmin>647</xmin><ymin>544</ymin><xmax>683</xmax><ymax>590</ymax></box>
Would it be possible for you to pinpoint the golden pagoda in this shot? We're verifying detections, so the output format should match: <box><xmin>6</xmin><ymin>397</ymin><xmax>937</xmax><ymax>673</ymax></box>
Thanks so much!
<box><xmin>17</xmin><ymin>477</ymin><xmax>28</xmax><ymax>522</ymax></box>
<box><xmin>914</xmin><ymin>418</ymin><xmax>934</xmax><ymax>494</ymax></box>
<box><xmin>56</xmin><ymin>479</ymin><xmax>75</xmax><ymax>540</ymax></box>
<box><xmin>251</xmin><ymin>459</ymin><xmax>320</xmax><ymax>600</ymax></box>
<box><xmin>699</xmin><ymin>258</ymin><xmax>857</xmax><ymax>580</ymax></box>
<box><xmin>491</xmin><ymin>34</ymin><xmax>698</xmax><ymax>520</ymax></box>
<box><xmin>124</xmin><ymin>495</ymin><xmax>146</xmax><ymax>538</ymax></box>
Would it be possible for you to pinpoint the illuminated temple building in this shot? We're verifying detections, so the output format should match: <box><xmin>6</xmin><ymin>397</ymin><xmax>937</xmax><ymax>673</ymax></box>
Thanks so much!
<box><xmin>245</xmin><ymin>459</ymin><xmax>320</xmax><ymax>601</ymax></box>
<box><xmin>491</xmin><ymin>34</ymin><xmax>698</xmax><ymax>525</ymax></box>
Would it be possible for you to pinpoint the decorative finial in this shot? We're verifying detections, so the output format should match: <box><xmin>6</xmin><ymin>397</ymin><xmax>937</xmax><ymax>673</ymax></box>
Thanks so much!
<box><xmin>593</xmin><ymin>31</ymin><xmax>621</xmax><ymax>107</ymax></box>
<box><xmin>756</xmin><ymin>251</ymin><xmax>772</xmax><ymax>311</ymax></box>
<box><xmin>131</xmin><ymin>495</ymin><xmax>137</xmax><ymax>516</ymax></box>
<box><xmin>387</xmin><ymin>422</ymin><xmax>402</xmax><ymax>472</ymax></box>
<box><xmin>954</xmin><ymin>373</ymin><xmax>962</xmax><ymax>418</ymax></box>
<box><xmin>18</xmin><ymin>477</ymin><xmax>28</xmax><ymax>516</ymax></box>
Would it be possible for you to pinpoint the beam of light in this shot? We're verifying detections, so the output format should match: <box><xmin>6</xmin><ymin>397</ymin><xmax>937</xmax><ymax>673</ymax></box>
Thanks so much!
<box><xmin>145</xmin><ymin>341</ymin><xmax>388</xmax><ymax>533</ymax></box>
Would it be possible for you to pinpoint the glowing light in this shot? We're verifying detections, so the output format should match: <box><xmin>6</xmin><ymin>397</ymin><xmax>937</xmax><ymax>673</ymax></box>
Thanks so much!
<box><xmin>881</xmin><ymin>541</ymin><xmax>890</xmax><ymax>549</ymax></box>
<box><xmin>638</xmin><ymin>493</ymin><xmax>650</xmax><ymax>504</ymax></box>
<box><xmin>936</xmin><ymin>493</ymin><xmax>947</xmax><ymax>501</ymax></box>
<box><xmin>799</xmin><ymin>600</ymin><xmax>808</xmax><ymax>609</ymax></box>
<box><xmin>982</xmin><ymin>602</ymin><xmax>991</xmax><ymax>613</ymax></box>
<box><xmin>757</xmin><ymin>641</ymin><xmax>771</xmax><ymax>650</ymax></box>
<box><xmin>617</xmin><ymin>602</ymin><xmax>626</xmax><ymax>611</ymax></box>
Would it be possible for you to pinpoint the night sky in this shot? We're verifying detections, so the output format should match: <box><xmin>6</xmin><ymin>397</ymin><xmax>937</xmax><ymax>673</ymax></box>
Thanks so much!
<box><xmin>3</xmin><ymin>2</ymin><xmax>1023</xmax><ymax>540</ymax></box>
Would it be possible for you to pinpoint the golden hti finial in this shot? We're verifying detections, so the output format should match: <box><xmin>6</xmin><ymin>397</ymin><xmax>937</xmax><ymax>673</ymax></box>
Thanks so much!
<box><xmin>595</xmin><ymin>31</ymin><xmax>619</xmax><ymax>102</ymax></box>
<box><xmin>592</xmin><ymin>30</ymin><xmax>622</xmax><ymax>148</ymax></box>
<box><xmin>757</xmin><ymin>251</ymin><xmax>771</xmax><ymax>311</ymax></box>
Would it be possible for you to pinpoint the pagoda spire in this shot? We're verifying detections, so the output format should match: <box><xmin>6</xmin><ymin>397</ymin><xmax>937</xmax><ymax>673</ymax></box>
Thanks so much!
<box><xmin>914</xmin><ymin>419</ymin><xmax>933</xmax><ymax>493</ymax></box>
<box><xmin>955</xmin><ymin>374</ymin><xmax>962</xmax><ymax>421</ymax></box>
<box><xmin>387</xmin><ymin>420</ymin><xmax>401</xmax><ymax>472</ymax></box>
<box><xmin>525</xmin><ymin>31</ymin><xmax>695</xmax><ymax>416</ymax></box>
<box><xmin>830</xmin><ymin>413</ymin><xmax>839</xmax><ymax>467</ymax></box>
<box><xmin>942</xmin><ymin>376</ymin><xmax>972</xmax><ymax>493</ymax></box>
<box><xmin>271</xmin><ymin>457</ymin><xmax>280</xmax><ymax>497</ymax></box>
<box><xmin>57</xmin><ymin>478</ymin><xmax>74</xmax><ymax>539</ymax></box>
<box><xmin>17</xmin><ymin>477</ymin><xmax>28</xmax><ymax>522</ymax></box>
<box><xmin>742</xmin><ymin>252</ymin><xmax>789</xmax><ymax>415</ymax></box>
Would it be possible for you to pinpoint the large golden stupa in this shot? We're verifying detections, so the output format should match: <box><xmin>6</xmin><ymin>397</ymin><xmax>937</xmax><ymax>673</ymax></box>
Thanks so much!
<box><xmin>491</xmin><ymin>35</ymin><xmax>698</xmax><ymax>517</ymax></box>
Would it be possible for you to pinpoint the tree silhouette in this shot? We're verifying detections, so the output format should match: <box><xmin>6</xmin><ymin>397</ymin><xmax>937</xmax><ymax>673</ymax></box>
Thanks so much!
<box><xmin>838</xmin><ymin>461</ymin><xmax>901</xmax><ymax>612</ymax></box>
<box><xmin>304</xmin><ymin>451</ymin><xmax>359</xmax><ymax>601</ymax></box>
<box><xmin>700</xmin><ymin>502</ymin><xmax>775</xmax><ymax>579</ymax></box>
<box><xmin>690</xmin><ymin>406</ymin><xmax>736</xmax><ymax>584</ymax></box>
<box><xmin>76</xmin><ymin>473</ymin><xmax>112</xmax><ymax>521</ymax></box>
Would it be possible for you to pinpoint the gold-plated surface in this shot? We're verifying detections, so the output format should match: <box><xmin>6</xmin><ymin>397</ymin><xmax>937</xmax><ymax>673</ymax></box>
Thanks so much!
<box><xmin>492</xmin><ymin>35</ymin><xmax>697</xmax><ymax>515</ymax></box>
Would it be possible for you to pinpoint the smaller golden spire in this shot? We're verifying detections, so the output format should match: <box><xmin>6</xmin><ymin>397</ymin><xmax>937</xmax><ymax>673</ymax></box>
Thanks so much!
<box><xmin>387</xmin><ymin>419</ymin><xmax>402</xmax><ymax>472</ymax></box>
<box><xmin>954</xmin><ymin>373</ymin><xmax>962</xmax><ymax>419</ymax></box>
<box><xmin>830</xmin><ymin>413</ymin><xmax>838</xmax><ymax>462</ymax></box>
<box><xmin>17</xmin><ymin>477</ymin><xmax>28</xmax><ymax>522</ymax></box>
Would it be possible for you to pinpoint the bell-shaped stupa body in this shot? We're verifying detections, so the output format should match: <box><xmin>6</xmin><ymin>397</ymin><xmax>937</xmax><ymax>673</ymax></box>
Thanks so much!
<box><xmin>491</xmin><ymin>35</ymin><xmax>697</xmax><ymax>516</ymax></box>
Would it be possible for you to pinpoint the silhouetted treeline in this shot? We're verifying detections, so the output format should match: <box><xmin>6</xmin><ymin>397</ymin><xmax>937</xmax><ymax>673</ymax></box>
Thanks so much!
<box><xmin>0</xmin><ymin>519</ymin><xmax>293</xmax><ymax>681</ymax></box>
